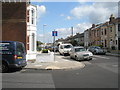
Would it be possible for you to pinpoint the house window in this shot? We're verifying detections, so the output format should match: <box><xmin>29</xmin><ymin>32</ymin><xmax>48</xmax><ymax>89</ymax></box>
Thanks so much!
<box><xmin>101</xmin><ymin>29</ymin><xmax>103</xmax><ymax>35</ymax></box>
<box><xmin>32</xmin><ymin>18</ymin><xmax>34</xmax><ymax>24</ymax></box>
<box><xmin>110</xmin><ymin>27</ymin><xmax>112</xmax><ymax>32</ymax></box>
<box><xmin>27</xmin><ymin>10</ymin><xmax>29</xmax><ymax>22</ymax></box>
<box><xmin>104</xmin><ymin>28</ymin><xmax>107</xmax><ymax>35</ymax></box>
<box><xmin>27</xmin><ymin>17</ymin><xmax>29</xmax><ymax>22</ymax></box>
<box><xmin>118</xmin><ymin>24</ymin><xmax>120</xmax><ymax>31</ymax></box>
<box><xmin>105</xmin><ymin>39</ymin><xmax>107</xmax><ymax>47</ymax></box>
<box><xmin>27</xmin><ymin>36</ymin><xmax>29</xmax><ymax>50</ymax></box>
<box><xmin>116</xmin><ymin>40</ymin><xmax>117</xmax><ymax>45</ymax></box>
<box><xmin>31</xmin><ymin>9</ymin><xmax>34</xmax><ymax>17</ymax></box>
<box><xmin>32</xmin><ymin>33</ymin><xmax>35</xmax><ymax>51</ymax></box>
<box><xmin>31</xmin><ymin>9</ymin><xmax>35</xmax><ymax>24</ymax></box>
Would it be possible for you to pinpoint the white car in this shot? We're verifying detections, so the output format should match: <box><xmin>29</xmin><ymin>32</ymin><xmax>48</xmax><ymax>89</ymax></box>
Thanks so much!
<box><xmin>70</xmin><ymin>46</ymin><xmax>93</xmax><ymax>61</ymax></box>
<box><xmin>59</xmin><ymin>43</ymin><xmax>73</xmax><ymax>56</ymax></box>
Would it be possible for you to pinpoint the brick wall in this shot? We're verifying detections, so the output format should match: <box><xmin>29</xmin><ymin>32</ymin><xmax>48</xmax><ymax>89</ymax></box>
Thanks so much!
<box><xmin>2</xmin><ymin>2</ymin><xmax>27</xmax><ymax>51</ymax></box>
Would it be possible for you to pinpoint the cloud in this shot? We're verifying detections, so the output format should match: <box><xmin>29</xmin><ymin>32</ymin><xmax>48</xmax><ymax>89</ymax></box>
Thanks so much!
<box><xmin>37</xmin><ymin>5</ymin><xmax>46</xmax><ymax>19</ymax></box>
<box><xmin>70</xmin><ymin>2</ymin><xmax>118</xmax><ymax>24</ymax></box>
<box><xmin>75</xmin><ymin>22</ymin><xmax>92</xmax><ymax>33</ymax></box>
<box><xmin>55</xmin><ymin>22</ymin><xmax>92</xmax><ymax>39</ymax></box>
<box><xmin>66</xmin><ymin>16</ymin><xmax>72</xmax><ymax>20</ymax></box>
<box><xmin>60</xmin><ymin>14</ymin><xmax>65</xmax><ymax>17</ymax></box>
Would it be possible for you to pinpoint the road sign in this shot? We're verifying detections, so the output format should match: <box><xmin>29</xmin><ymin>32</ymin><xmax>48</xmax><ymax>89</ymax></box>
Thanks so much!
<box><xmin>52</xmin><ymin>31</ymin><xmax>58</xmax><ymax>36</ymax></box>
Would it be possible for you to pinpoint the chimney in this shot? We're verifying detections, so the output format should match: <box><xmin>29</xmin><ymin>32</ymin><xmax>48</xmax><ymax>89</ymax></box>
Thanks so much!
<box><xmin>92</xmin><ymin>24</ymin><xmax>95</xmax><ymax>28</ymax></box>
<box><xmin>109</xmin><ymin>14</ymin><xmax>115</xmax><ymax>22</ymax></box>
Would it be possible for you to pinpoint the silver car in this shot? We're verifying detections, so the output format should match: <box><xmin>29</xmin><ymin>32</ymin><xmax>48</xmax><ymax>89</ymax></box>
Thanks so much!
<box><xmin>70</xmin><ymin>46</ymin><xmax>93</xmax><ymax>61</ymax></box>
<box><xmin>88</xmin><ymin>46</ymin><xmax>106</xmax><ymax>55</ymax></box>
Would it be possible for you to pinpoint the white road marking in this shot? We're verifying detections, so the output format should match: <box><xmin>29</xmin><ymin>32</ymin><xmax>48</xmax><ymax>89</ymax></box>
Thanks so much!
<box><xmin>83</xmin><ymin>61</ymin><xmax>92</xmax><ymax>65</ymax></box>
<box><xmin>64</xmin><ymin>60</ymin><xmax>69</xmax><ymax>61</ymax></box>
<box><xmin>34</xmin><ymin>65</ymin><xmax>42</xmax><ymax>67</ymax></box>
<box><xmin>93</xmin><ymin>55</ymin><xmax>110</xmax><ymax>59</ymax></box>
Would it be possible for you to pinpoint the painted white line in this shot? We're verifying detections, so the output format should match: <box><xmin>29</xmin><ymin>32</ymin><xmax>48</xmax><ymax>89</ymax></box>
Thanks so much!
<box><xmin>64</xmin><ymin>60</ymin><xmax>69</xmax><ymax>61</ymax></box>
<box><xmin>93</xmin><ymin>55</ymin><xmax>110</xmax><ymax>59</ymax></box>
<box><xmin>83</xmin><ymin>61</ymin><xmax>92</xmax><ymax>65</ymax></box>
<box><xmin>34</xmin><ymin>65</ymin><xmax>42</xmax><ymax>67</ymax></box>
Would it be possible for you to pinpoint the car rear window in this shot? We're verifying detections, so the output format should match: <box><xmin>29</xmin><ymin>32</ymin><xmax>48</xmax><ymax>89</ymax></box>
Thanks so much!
<box><xmin>75</xmin><ymin>48</ymin><xmax>86</xmax><ymax>52</ymax></box>
<box><xmin>16</xmin><ymin>42</ymin><xmax>25</xmax><ymax>56</ymax></box>
<box><xmin>64</xmin><ymin>45</ymin><xmax>71</xmax><ymax>48</ymax></box>
<box><xmin>0</xmin><ymin>43</ymin><xmax>12</xmax><ymax>51</ymax></box>
<box><xmin>0</xmin><ymin>42</ymin><xmax>13</xmax><ymax>54</ymax></box>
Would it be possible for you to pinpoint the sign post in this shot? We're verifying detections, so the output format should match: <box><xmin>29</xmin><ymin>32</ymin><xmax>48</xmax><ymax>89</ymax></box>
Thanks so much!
<box><xmin>52</xmin><ymin>30</ymin><xmax>58</xmax><ymax>61</ymax></box>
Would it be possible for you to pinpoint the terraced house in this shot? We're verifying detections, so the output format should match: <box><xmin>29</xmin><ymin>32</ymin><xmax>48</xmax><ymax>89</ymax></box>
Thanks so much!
<box><xmin>84</xmin><ymin>14</ymin><xmax>120</xmax><ymax>51</ymax></box>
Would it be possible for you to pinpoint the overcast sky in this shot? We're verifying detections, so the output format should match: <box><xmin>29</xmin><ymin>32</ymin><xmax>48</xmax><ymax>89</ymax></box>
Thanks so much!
<box><xmin>31</xmin><ymin>1</ymin><xmax>118</xmax><ymax>43</ymax></box>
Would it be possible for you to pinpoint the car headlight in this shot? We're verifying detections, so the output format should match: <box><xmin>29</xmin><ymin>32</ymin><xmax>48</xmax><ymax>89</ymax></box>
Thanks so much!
<box><xmin>89</xmin><ymin>53</ymin><xmax>93</xmax><ymax>56</ymax></box>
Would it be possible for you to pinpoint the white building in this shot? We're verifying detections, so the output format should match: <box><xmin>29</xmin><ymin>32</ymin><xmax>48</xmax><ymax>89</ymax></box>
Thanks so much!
<box><xmin>26</xmin><ymin>4</ymin><xmax>37</xmax><ymax>60</ymax></box>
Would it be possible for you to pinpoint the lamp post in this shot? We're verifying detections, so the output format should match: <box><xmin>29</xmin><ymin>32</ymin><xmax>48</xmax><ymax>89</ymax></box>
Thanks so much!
<box><xmin>43</xmin><ymin>24</ymin><xmax>47</xmax><ymax>48</ymax></box>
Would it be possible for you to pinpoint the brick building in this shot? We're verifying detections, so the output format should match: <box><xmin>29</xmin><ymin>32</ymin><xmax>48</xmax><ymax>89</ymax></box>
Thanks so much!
<box><xmin>2</xmin><ymin>2</ymin><xmax>28</xmax><ymax>51</ymax></box>
<box><xmin>100</xmin><ymin>22</ymin><xmax>109</xmax><ymax>48</ymax></box>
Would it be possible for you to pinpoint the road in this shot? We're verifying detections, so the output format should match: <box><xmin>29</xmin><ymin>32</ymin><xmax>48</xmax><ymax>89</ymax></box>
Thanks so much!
<box><xmin>2</xmin><ymin>54</ymin><xmax>119</xmax><ymax>89</ymax></box>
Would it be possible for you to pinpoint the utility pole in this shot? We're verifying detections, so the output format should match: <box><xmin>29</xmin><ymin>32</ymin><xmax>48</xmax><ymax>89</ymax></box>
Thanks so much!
<box><xmin>71</xmin><ymin>26</ymin><xmax>73</xmax><ymax>36</ymax></box>
<box><xmin>43</xmin><ymin>24</ymin><xmax>47</xmax><ymax>49</ymax></box>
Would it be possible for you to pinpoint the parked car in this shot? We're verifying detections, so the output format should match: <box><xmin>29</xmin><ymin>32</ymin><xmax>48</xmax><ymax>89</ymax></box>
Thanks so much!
<box><xmin>59</xmin><ymin>43</ymin><xmax>73</xmax><ymax>56</ymax></box>
<box><xmin>88</xmin><ymin>46</ymin><xmax>106</xmax><ymax>55</ymax></box>
<box><xmin>51</xmin><ymin>46</ymin><xmax>59</xmax><ymax>52</ymax></box>
<box><xmin>70</xmin><ymin>46</ymin><xmax>93</xmax><ymax>61</ymax></box>
<box><xmin>0</xmin><ymin>41</ymin><xmax>27</xmax><ymax>73</ymax></box>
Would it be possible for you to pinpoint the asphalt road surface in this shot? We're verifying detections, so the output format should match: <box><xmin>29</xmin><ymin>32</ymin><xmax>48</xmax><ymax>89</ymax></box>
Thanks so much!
<box><xmin>2</xmin><ymin>54</ymin><xmax>119</xmax><ymax>89</ymax></box>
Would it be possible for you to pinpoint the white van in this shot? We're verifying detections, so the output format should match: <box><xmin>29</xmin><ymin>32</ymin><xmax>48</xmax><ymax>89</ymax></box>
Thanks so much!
<box><xmin>59</xmin><ymin>43</ymin><xmax>73</xmax><ymax>56</ymax></box>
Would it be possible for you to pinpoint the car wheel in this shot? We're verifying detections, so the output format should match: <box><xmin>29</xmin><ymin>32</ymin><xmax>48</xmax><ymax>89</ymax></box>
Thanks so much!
<box><xmin>88</xmin><ymin>58</ymin><xmax>92</xmax><ymax>61</ymax></box>
<box><xmin>70</xmin><ymin>56</ymin><xmax>72</xmax><ymax>59</ymax></box>
<box><xmin>2</xmin><ymin>63</ymin><xmax>9</xmax><ymax>73</ymax></box>
<box><xmin>75</xmin><ymin>56</ymin><xmax>79</xmax><ymax>61</ymax></box>
<box><xmin>93</xmin><ymin>52</ymin><xmax>97</xmax><ymax>55</ymax></box>
<box><xmin>59</xmin><ymin>52</ymin><xmax>62</xmax><ymax>55</ymax></box>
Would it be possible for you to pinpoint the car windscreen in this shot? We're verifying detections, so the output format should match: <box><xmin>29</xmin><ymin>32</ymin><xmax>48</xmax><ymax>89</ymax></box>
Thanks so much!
<box><xmin>94</xmin><ymin>46</ymin><xmax>101</xmax><ymax>49</ymax></box>
<box><xmin>64</xmin><ymin>45</ymin><xmax>71</xmax><ymax>48</ymax></box>
<box><xmin>75</xmin><ymin>48</ymin><xmax>86</xmax><ymax>52</ymax></box>
<box><xmin>0</xmin><ymin>42</ymin><xmax>13</xmax><ymax>54</ymax></box>
<box><xmin>16</xmin><ymin>42</ymin><xmax>25</xmax><ymax>56</ymax></box>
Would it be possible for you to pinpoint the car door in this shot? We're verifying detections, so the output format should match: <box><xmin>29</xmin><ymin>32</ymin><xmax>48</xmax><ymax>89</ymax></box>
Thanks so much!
<box><xmin>72</xmin><ymin>48</ymin><xmax>76</xmax><ymax>58</ymax></box>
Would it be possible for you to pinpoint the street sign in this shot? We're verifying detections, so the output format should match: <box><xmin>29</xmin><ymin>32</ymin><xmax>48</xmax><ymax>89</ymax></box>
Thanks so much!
<box><xmin>52</xmin><ymin>31</ymin><xmax>58</xmax><ymax>36</ymax></box>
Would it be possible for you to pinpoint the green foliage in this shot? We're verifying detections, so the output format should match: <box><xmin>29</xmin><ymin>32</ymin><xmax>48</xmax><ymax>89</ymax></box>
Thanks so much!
<box><xmin>37</xmin><ymin>41</ymin><xmax>43</xmax><ymax>47</ymax></box>
<box><xmin>37</xmin><ymin>47</ymin><xmax>42</xmax><ymax>51</ymax></box>
<box><xmin>37</xmin><ymin>41</ymin><xmax>43</xmax><ymax>51</ymax></box>
<box><xmin>42</xmin><ymin>49</ymin><xmax>48</xmax><ymax>53</ymax></box>
<box><xmin>79</xmin><ymin>43</ymin><xmax>84</xmax><ymax>46</ymax></box>
<box><xmin>93</xmin><ymin>45</ymin><xmax>103</xmax><ymax>48</ymax></box>
<box><xmin>70</xmin><ymin>40</ymin><xmax>78</xmax><ymax>46</ymax></box>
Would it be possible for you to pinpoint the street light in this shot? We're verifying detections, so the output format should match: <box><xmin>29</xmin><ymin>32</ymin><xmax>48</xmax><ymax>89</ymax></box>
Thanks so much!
<box><xmin>43</xmin><ymin>24</ymin><xmax>47</xmax><ymax>48</ymax></box>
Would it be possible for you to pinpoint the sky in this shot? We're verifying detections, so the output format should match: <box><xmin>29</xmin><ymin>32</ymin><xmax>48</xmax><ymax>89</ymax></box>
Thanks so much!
<box><xmin>31</xmin><ymin>1</ymin><xmax>118</xmax><ymax>43</ymax></box>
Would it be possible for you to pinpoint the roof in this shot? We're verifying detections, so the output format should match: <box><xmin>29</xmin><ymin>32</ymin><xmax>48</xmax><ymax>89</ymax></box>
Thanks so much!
<box><xmin>60</xmin><ymin>43</ymin><xmax>72</xmax><ymax>45</ymax></box>
<box><xmin>73</xmin><ymin>46</ymin><xmax>84</xmax><ymax>48</ymax></box>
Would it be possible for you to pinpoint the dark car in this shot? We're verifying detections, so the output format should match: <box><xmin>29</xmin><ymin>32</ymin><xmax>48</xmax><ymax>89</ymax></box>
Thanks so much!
<box><xmin>88</xmin><ymin>46</ymin><xmax>106</xmax><ymax>55</ymax></box>
<box><xmin>51</xmin><ymin>46</ymin><xmax>59</xmax><ymax>52</ymax></box>
<box><xmin>0</xmin><ymin>41</ymin><xmax>27</xmax><ymax>73</ymax></box>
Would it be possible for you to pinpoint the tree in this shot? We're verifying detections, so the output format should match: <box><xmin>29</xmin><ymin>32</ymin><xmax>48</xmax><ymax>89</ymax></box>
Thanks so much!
<box><xmin>70</xmin><ymin>40</ymin><xmax>78</xmax><ymax>46</ymax></box>
<box><xmin>37</xmin><ymin>41</ymin><xmax>43</xmax><ymax>47</ymax></box>
<box><xmin>37</xmin><ymin>41</ymin><xmax>43</xmax><ymax>51</ymax></box>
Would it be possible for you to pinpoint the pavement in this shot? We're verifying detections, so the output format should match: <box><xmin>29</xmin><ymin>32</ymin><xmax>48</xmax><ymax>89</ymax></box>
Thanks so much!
<box><xmin>25</xmin><ymin>52</ymin><xmax>85</xmax><ymax>70</ymax></box>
